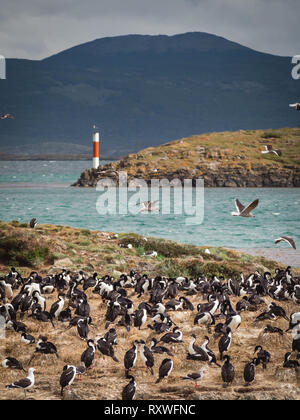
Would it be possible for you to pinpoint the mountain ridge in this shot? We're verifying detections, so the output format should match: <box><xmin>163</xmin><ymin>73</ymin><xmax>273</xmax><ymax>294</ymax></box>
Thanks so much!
<box><xmin>0</xmin><ymin>32</ymin><xmax>299</xmax><ymax>157</ymax></box>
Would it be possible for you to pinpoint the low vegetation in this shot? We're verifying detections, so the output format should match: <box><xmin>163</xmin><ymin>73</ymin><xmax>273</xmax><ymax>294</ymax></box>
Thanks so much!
<box><xmin>110</xmin><ymin>127</ymin><xmax>300</xmax><ymax>176</ymax></box>
<box><xmin>0</xmin><ymin>221</ymin><xmax>297</xmax><ymax>278</ymax></box>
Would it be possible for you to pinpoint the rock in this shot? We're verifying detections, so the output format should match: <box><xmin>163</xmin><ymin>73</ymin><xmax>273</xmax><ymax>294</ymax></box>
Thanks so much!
<box><xmin>275</xmin><ymin>366</ymin><xmax>297</xmax><ymax>382</ymax></box>
<box><xmin>71</xmin><ymin>148</ymin><xmax>300</xmax><ymax>189</ymax></box>
<box><xmin>54</xmin><ymin>258</ymin><xmax>73</xmax><ymax>268</ymax></box>
<box><xmin>62</xmin><ymin>390</ymin><xmax>83</xmax><ymax>400</ymax></box>
<box><xmin>113</xmin><ymin>270</ymin><xmax>123</xmax><ymax>276</ymax></box>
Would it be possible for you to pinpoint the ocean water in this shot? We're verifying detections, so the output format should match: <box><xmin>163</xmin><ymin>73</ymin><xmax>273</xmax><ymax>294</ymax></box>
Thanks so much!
<box><xmin>0</xmin><ymin>161</ymin><xmax>299</xmax><ymax>249</ymax></box>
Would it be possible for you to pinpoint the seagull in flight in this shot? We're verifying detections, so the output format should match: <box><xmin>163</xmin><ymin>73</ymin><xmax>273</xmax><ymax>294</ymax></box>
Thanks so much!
<box><xmin>138</xmin><ymin>200</ymin><xmax>160</xmax><ymax>212</ymax></box>
<box><xmin>289</xmin><ymin>103</ymin><xmax>300</xmax><ymax>111</ymax></box>
<box><xmin>0</xmin><ymin>113</ymin><xmax>14</xmax><ymax>119</ymax></box>
<box><xmin>261</xmin><ymin>145</ymin><xmax>282</xmax><ymax>157</ymax></box>
<box><xmin>275</xmin><ymin>236</ymin><xmax>296</xmax><ymax>250</ymax></box>
<box><xmin>231</xmin><ymin>199</ymin><xmax>259</xmax><ymax>218</ymax></box>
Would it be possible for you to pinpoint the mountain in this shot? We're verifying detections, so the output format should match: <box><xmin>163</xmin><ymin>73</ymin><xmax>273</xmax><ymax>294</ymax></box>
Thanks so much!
<box><xmin>0</xmin><ymin>32</ymin><xmax>299</xmax><ymax>158</ymax></box>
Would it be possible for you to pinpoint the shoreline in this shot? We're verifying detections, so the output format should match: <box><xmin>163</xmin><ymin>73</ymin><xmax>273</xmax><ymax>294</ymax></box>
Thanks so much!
<box><xmin>236</xmin><ymin>248</ymin><xmax>300</xmax><ymax>268</ymax></box>
<box><xmin>0</xmin><ymin>216</ymin><xmax>297</xmax><ymax>267</ymax></box>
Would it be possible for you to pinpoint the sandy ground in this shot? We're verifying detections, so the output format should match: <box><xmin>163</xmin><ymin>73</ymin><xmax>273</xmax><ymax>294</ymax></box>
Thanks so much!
<box><xmin>237</xmin><ymin>248</ymin><xmax>300</xmax><ymax>268</ymax></box>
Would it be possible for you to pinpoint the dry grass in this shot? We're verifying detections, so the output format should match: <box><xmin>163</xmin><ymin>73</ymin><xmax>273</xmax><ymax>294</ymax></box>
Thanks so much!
<box><xmin>1</xmin><ymin>288</ymin><xmax>300</xmax><ymax>401</ymax></box>
<box><xmin>110</xmin><ymin>127</ymin><xmax>300</xmax><ymax>177</ymax></box>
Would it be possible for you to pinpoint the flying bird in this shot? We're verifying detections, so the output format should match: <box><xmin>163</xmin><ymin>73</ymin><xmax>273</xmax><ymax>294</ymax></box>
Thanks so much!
<box><xmin>231</xmin><ymin>199</ymin><xmax>259</xmax><ymax>218</ymax></box>
<box><xmin>138</xmin><ymin>200</ymin><xmax>160</xmax><ymax>212</ymax></box>
<box><xmin>275</xmin><ymin>236</ymin><xmax>296</xmax><ymax>250</ymax></box>
<box><xmin>289</xmin><ymin>103</ymin><xmax>300</xmax><ymax>110</ymax></box>
<box><xmin>0</xmin><ymin>113</ymin><xmax>14</xmax><ymax>119</ymax></box>
<box><xmin>261</xmin><ymin>145</ymin><xmax>282</xmax><ymax>157</ymax></box>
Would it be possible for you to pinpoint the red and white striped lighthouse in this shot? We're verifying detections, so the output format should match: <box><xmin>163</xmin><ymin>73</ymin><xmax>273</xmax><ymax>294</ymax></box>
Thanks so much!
<box><xmin>93</xmin><ymin>125</ymin><xmax>100</xmax><ymax>169</ymax></box>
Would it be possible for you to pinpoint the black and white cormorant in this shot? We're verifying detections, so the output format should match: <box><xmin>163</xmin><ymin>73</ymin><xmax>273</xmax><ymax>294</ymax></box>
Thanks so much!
<box><xmin>60</xmin><ymin>365</ymin><xmax>76</xmax><ymax>396</ymax></box>
<box><xmin>254</xmin><ymin>345</ymin><xmax>271</xmax><ymax>369</ymax></box>
<box><xmin>283</xmin><ymin>352</ymin><xmax>300</xmax><ymax>369</ymax></box>
<box><xmin>122</xmin><ymin>375</ymin><xmax>136</xmax><ymax>400</ymax></box>
<box><xmin>150</xmin><ymin>338</ymin><xmax>174</xmax><ymax>356</ymax></box>
<box><xmin>97</xmin><ymin>337</ymin><xmax>119</xmax><ymax>362</ymax></box>
<box><xmin>124</xmin><ymin>341</ymin><xmax>139</xmax><ymax>378</ymax></box>
<box><xmin>29</xmin><ymin>218</ymin><xmax>38</xmax><ymax>228</ymax></box>
<box><xmin>103</xmin><ymin>328</ymin><xmax>117</xmax><ymax>346</ymax></box>
<box><xmin>28</xmin><ymin>336</ymin><xmax>58</xmax><ymax>364</ymax></box>
<box><xmin>50</xmin><ymin>293</ymin><xmax>65</xmax><ymax>319</ymax></box>
<box><xmin>243</xmin><ymin>359</ymin><xmax>256</xmax><ymax>386</ymax></box>
<box><xmin>139</xmin><ymin>340</ymin><xmax>154</xmax><ymax>375</ymax></box>
<box><xmin>80</xmin><ymin>339</ymin><xmax>95</xmax><ymax>369</ymax></box>
<box><xmin>2</xmin><ymin>357</ymin><xmax>25</xmax><ymax>372</ymax></box>
<box><xmin>221</xmin><ymin>355</ymin><xmax>235</xmax><ymax>387</ymax></box>
<box><xmin>155</xmin><ymin>358</ymin><xmax>173</xmax><ymax>384</ymax></box>
<box><xmin>159</xmin><ymin>326</ymin><xmax>183</xmax><ymax>344</ymax></box>
<box><xmin>218</xmin><ymin>327</ymin><xmax>232</xmax><ymax>361</ymax></box>
<box><xmin>134</xmin><ymin>308</ymin><xmax>147</xmax><ymax>330</ymax></box>
<box><xmin>21</xmin><ymin>332</ymin><xmax>35</xmax><ymax>345</ymax></box>
<box><xmin>77</xmin><ymin>318</ymin><xmax>89</xmax><ymax>340</ymax></box>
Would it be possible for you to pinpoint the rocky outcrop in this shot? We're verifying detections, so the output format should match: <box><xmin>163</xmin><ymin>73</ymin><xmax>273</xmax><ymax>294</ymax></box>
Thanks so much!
<box><xmin>71</xmin><ymin>128</ymin><xmax>300</xmax><ymax>188</ymax></box>
<box><xmin>72</xmin><ymin>162</ymin><xmax>300</xmax><ymax>188</ymax></box>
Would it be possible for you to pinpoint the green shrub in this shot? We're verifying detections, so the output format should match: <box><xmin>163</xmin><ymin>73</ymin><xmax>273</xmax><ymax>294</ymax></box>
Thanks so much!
<box><xmin>80</xmin><ymin>229</ymin><xmax>91</xmax><ymax>237</ymax></box>
<box><xmin>261</xmin><ymin>131</ymin><xmax>282</xmax><ymax>139</ymax></box>
<box><xmin>79</xmin><ymin>240</ymin><xmax>91</xmax><ymax>247</ymax></box>
<box><xmin>0</xmin><ymin>236</ymin><xmax>53</xmax><ymax>267</ymax></box>
<box><xmin>157</xmin><ymin>259</ymin><xmax>190</xmax><ymax>278</ymax></box>
<box><xmin>119</xmin><ymin>233</ymin><xmax>201</xmax><ymax>258</ymax></box>
<box><xmin>19</xmin><ymin>223</ymin><xmax>29</xmax><ymax>228</ymax></box>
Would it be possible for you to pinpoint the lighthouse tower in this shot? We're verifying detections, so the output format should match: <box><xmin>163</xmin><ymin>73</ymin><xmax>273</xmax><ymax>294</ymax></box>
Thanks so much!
<box><xmin>92</xmin><ymin>125</ymin><xmax>100</xmax><ymax>169</ymax></box>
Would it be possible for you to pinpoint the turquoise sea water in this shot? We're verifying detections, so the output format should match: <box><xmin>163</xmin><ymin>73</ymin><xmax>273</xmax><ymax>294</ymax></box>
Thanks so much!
<box><xmin>0</xmin><ymin>161</ymin><xmax>299</xmax><ymax>249</ymax></box>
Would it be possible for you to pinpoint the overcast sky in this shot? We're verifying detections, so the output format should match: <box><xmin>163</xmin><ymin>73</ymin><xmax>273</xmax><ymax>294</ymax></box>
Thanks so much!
<box><xmin>0</xmin><ymin>0</ymin><xmax>299</xmax><ymax>59</ymax></box>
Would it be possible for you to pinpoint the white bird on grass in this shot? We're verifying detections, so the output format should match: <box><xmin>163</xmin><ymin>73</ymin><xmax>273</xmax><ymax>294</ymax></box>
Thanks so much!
<box><xmin>6</xmin><ymin>367</ymin><xmax>35</xmax><ymax>398</ymax></box>
<box><xmin>181</xmin><ymin>367</ymin><xmax>206</xmax><ymax>388</ymax></box>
